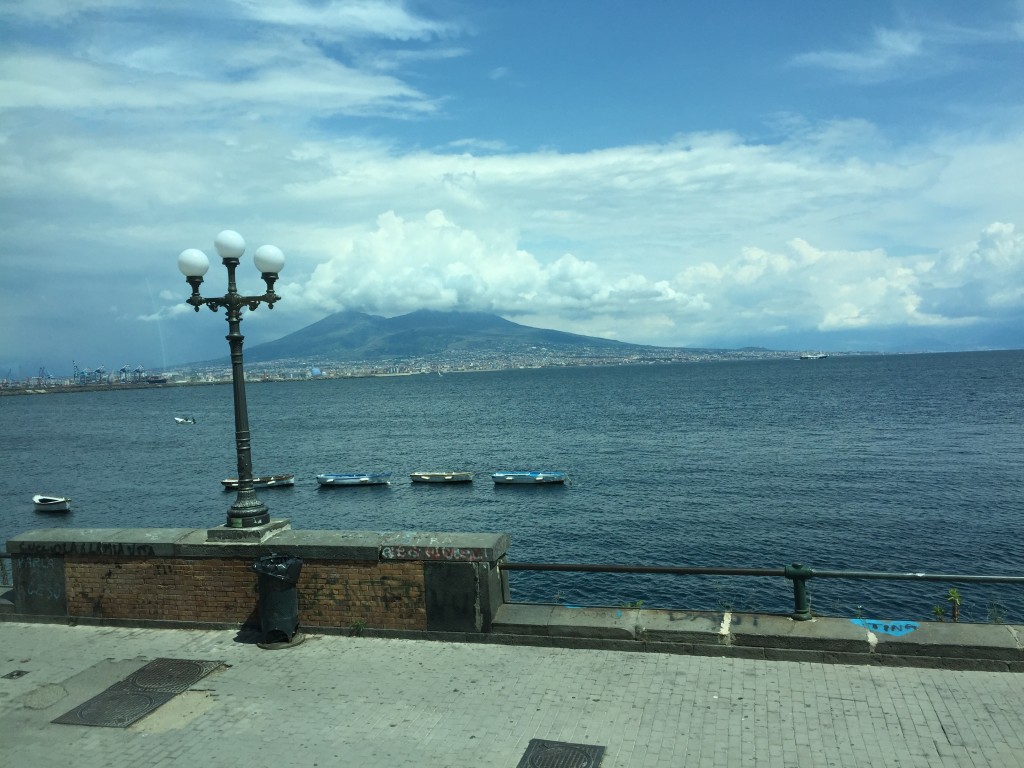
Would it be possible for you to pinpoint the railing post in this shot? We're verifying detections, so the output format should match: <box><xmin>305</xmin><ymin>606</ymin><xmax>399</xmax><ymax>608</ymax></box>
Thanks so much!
<box><xmin>785</xmin><ymin>562</ymin><xmax>814</xmax><ymax>621</ymax></box>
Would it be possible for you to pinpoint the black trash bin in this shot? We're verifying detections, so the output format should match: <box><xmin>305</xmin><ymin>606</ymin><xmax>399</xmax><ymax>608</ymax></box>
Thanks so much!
<box><xmin>252</xmin><ymin>554</ymin><xmax>303</xmax><ymax>644</ymax></box>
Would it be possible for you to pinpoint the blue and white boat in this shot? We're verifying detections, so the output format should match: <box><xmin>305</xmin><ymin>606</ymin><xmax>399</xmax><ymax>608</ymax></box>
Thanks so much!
<box><xmin>316</xmin><ymin>472</ymin><xmax>392</xmax><ymax>487</ymax></box>
<box><xmin>491</xmin><ymin>471</ymin><xmax>567</xmax><ymax>485</ymax></box>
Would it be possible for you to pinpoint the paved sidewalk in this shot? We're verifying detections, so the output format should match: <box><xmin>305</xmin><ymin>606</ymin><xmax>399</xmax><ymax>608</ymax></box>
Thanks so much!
<box><xmin>0</xmin><ymin>622</ymin><xmax>1021</xmax><ymax>768</ymax></box>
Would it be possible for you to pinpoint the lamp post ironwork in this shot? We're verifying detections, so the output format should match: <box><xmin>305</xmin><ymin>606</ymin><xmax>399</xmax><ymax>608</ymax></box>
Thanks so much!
<box><xmin>177</xmin><ymin>230</ymin><xmax>285</xmax><ymax>529</ymax></box>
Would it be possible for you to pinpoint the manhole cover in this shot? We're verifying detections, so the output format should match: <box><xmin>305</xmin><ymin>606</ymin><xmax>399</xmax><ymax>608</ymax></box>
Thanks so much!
<box><xmin>516</xmin><ymin>739</ymin><xmax>605</xmax><ymax>768</ymax></box>
<box><xmin>71</xmin><ymin>691</ymin><xmax>173</xmax><ymax>728</ymax></box>
<box><xmin>53</xmin><ymin>658</ymin><xmax>222</xmax><ymax>728</ymax></box>
<box><xmin>127</xmin><ymin>659</ymin><xmax>216</xmax><ymax>692</ymax></box>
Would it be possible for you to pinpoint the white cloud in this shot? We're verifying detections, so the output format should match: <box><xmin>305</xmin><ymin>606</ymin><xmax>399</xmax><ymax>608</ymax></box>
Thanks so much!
<box><xmin>1</xmin><ymin>0</ymin><xmax>135</xmax><ymax>22</ymax></box>
<box><xmin>667</xmin><ymin>224</ymin><xmax>1024</xmax><ymax>342</ymax></box>
<box><xmin>922</xmin><ymin>222</ymin><xmax>1024</xmax><ymax>313</ymax></box>
<box><xmin>286</xmin><ymin>210</ymin><xmax>697</xmax><ymax>325</ymax></box>
<box><xmin>0</xmin><ymin>42</ymin><xmax>436</xmax><ymax>117</ymax></box>
<box><xmin>233</xmin><ymin>0</ymin><xmax>459</xmax><ymax>41</ymax></box>
<box><xmin>792</xmin><ymin>28</ymin><xmax>924</xmax><ymax>75</ymax></box>
<box><xmin>138</xmin><ymin>303</ymin><xmax>192</xmax><ymax>323</ymax></box>
<box><xmin>789</xmin><ymin>8</ymin><xmax>1024</xmax><ymax>82</ymax></box>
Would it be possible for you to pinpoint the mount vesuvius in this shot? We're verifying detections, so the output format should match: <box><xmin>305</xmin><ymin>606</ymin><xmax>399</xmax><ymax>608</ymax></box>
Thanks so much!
<box><xmin>241</xmin><ymin>310</ymin><xmax>641</xmax><ymax>364</ymax></box>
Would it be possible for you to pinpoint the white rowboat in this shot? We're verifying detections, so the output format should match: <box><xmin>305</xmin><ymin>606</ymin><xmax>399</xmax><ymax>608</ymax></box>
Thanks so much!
<box><xmin>410</xmin><ymin>471</ymin><xmax>473</xmax><ymax>483</ymax></box>
<box><xmin>33</xmin><ymin>494</ymin><xmax>71</xmax><ymax>512</ymax></box>
<box><xmin>491</xmin><ymin>471</ymin><xmax>567</xmax><ymax>485</ymax></box>
<box><xmin>222</xmin><ymin>474</ymin><xmax>295</xmax><ymax>490</ymax></box>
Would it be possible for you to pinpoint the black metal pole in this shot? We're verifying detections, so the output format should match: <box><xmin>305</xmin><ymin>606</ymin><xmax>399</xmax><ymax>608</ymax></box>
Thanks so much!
<box><xmin>221</xmin><ymin>258</ymin><xmax>270</xmax><ymax>528</ymax></box>
<box><xmin>785</xmin><ymin>562</ymin><xmax>813</xmax><ymax>621</ymax></box>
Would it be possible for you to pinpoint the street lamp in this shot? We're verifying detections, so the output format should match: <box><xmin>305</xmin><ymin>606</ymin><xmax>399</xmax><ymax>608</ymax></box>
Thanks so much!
<box><xmin>178</xmin><ymin>230</ymin><xmax>285</xmax><ymax>529</ymax></box>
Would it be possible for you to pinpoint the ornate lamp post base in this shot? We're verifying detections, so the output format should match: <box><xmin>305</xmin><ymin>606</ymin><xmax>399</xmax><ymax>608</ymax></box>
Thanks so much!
<box><xmin>208</xmin><ymin>518</ymin><xmax>291</xmax><ymax>543</ymax></box>
<box><xmin>227</xmin><ymin>482</ymin><xmax>271</xmax><ymax>527</ymax></box>
<box><xmin>227</xmin><ymin>508</ymin><xmax>271</xmax><ymax>528</ymax></box>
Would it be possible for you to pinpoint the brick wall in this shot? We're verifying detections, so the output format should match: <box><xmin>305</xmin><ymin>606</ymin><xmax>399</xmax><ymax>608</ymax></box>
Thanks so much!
<box><xmin>66</xmin><ymin>556</ymin><xmax>255</xmax><ymax>623</ymax></box>
<box><xmin>300</xmin><ymin>560</ymin><xmax>426</xmax><ymax>630</ymax></box>
<box><xmin>64</xmin><ymin>555</ymin><xmax>427</xmax><ymax>630</ymax></box>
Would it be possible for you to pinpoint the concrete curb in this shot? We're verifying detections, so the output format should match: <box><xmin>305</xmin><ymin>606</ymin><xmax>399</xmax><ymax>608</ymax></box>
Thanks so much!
<box><xmin>2</xmin><ymin>599</ymin><xmax>1021</xmax><ymax>672</ymax></box>
<box><xmin>491</xmin><ymin>603</ymin><xmax>1024</xmax><ymax>672</ymax></box>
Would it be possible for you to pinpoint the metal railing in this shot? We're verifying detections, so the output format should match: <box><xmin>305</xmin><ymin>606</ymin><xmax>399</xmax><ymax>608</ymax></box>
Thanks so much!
<box><xmin>499</xmin><ymin>561</ymin><xmax>1024</xmax><ymax>620</ymax></box>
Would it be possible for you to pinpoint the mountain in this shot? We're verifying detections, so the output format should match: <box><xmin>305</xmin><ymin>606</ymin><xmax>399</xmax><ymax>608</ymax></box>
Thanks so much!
<box><xmin>242</xmin><ymin>309</ymin><xmax>637</xmax><ymax>364</ymax></box>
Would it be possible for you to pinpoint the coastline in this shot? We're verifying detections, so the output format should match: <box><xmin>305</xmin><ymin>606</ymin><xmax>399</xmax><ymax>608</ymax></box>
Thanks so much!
<box><xmin>0</xmin><ymin>349</ymin><xmax>898</xmax><ymax>397</ymax></box>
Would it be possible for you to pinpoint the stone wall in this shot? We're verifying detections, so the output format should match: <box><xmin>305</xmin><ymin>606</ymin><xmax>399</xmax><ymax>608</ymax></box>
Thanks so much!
<box><xmin>7</xmin><ymin>526</ymin><xmax>508</xmax><ymax>634</ymax></box>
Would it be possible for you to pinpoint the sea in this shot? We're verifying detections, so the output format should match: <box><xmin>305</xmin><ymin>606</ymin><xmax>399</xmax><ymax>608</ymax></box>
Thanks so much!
<box><xmin>2</xmin><ymin>350</ymin><xmax>1022</xmax><ymax>624</ymax></box>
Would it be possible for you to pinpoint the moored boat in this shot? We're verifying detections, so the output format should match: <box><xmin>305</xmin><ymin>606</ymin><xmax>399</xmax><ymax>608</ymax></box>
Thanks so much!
<box><xmin>410</xmin><ymin>471</ymin><xmax>473</xmax><ymax>483</ymax></box>
<box><xmin>33</xmin><ymin>494</ymin><xmax>71</xmax><ymax>512</ymax></box>
<box><xmin>221</xmin><ymin>474</ymin><xmax>295</xmax><ymax>491</ymax></box>
<box><xmin>491</xmin><ymin>471</ymin><xmax>567</xmax><ymax>485</ymax></box>
<box><xmin>316</xmin><ymin>473</ymin><xmax>392</xmax><ymax>486</ymax></box>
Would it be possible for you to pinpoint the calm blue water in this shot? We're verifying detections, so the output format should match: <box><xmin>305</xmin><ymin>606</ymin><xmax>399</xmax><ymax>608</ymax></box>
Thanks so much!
<box><xmin>2</xmin><ymin>351</ymin><xmax>1022</xmax><ymax>623</ymax></box>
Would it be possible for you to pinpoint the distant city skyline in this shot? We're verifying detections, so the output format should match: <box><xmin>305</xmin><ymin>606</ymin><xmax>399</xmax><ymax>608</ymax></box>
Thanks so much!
<box><xmin>2</xmin><ymin>1</ymin><xmax>1023</xmax><ymax>377</ymax></box>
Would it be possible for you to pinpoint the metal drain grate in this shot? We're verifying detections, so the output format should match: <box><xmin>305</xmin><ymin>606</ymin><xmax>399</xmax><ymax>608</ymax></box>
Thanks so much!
<box><xmin>516</xmin><ymin>739</ymin><xmax>605</xmax><ymax>768</ymax></box>
<box><xmin>53</xmin><ymin>658</ymin><xmax>222</xmax><ymax>728</ymax></box>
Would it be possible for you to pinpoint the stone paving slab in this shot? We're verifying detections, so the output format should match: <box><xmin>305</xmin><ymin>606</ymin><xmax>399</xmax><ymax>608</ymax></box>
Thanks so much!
<box><xmin>1</xmin><ymin>622</ymin><xmax>1023</xmax><ymax>767</ymax></box>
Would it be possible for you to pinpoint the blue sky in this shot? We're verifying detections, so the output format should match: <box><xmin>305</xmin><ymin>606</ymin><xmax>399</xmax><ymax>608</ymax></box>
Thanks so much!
<box><xmin>1</xmin><ymin>0</ymin><xmax>1023</xmax><ymax>377</ymax></box>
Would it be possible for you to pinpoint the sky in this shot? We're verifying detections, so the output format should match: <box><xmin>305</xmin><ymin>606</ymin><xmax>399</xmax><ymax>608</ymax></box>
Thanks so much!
<box><xmin>2</xmin><ymin>0</ymin><xmax>1023</xmax><ymax>377</ymax></box>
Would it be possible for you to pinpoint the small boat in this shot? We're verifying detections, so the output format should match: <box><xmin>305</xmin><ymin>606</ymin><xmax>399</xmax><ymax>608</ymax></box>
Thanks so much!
<box><xmin>316</xmin><ymin>473</ymin><xmax>392</xmax><ymax>487</ymax></box>
<box><xmin>491</xmin><ymin>471</ymin><xmax>567</xmax><ymax>485</ymax></box>
<box><xmin>33</xmin><ymin>494</ymin><xmax>71</xmax><ymax>512</ymax></box>
<box><xmin>409</xmin><ymin>471</ymin><xmax>473</xmax><ymax>483</ymax></box>
<box><xmin>799</xmin><ymin>352</ymin><xmax>828</xmax><ymax>360</ymax></box>
<box><xmin>174</xmin><ymin>416</ymin><xmax>197</xmax><ymax>424</ymax></box>
<box><xmin>221</xmin><ymin>474</ymin><xmax>295</xmax><ymax>491</ymax></box>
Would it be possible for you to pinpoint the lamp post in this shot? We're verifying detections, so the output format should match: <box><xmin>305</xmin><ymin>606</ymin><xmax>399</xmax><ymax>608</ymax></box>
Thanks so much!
<box><xmin>177</xmin><ymin>230</ymin><xmax>285</xmax><ymax>529</ymax></box>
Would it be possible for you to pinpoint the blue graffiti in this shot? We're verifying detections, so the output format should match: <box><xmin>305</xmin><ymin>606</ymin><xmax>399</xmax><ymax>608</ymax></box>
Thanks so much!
<box><xmin>850</xmin><ymin>618</ymin><xmax>919</xmax><ymax>636</ymax></box>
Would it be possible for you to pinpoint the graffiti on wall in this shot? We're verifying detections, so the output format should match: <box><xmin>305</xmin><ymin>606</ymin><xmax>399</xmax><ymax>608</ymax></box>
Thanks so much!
<box><xmin>15</xmin><ymin>542</ymin><xmax>156</xmax><ymax>557</ymax></box>
<box><xmin>850</xmin><ymin>618</ymin><xmax>919</xmax><ymax>636</ymax></box>
<box><xmin>17</xmin><ymin>557</ymin><xmax>64</xmax><ymax>602</ymax></box>
<box><xmin>380</xmin><ymin>545</ymin><xmax>489</xmax><ymax>562</ymax></box>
